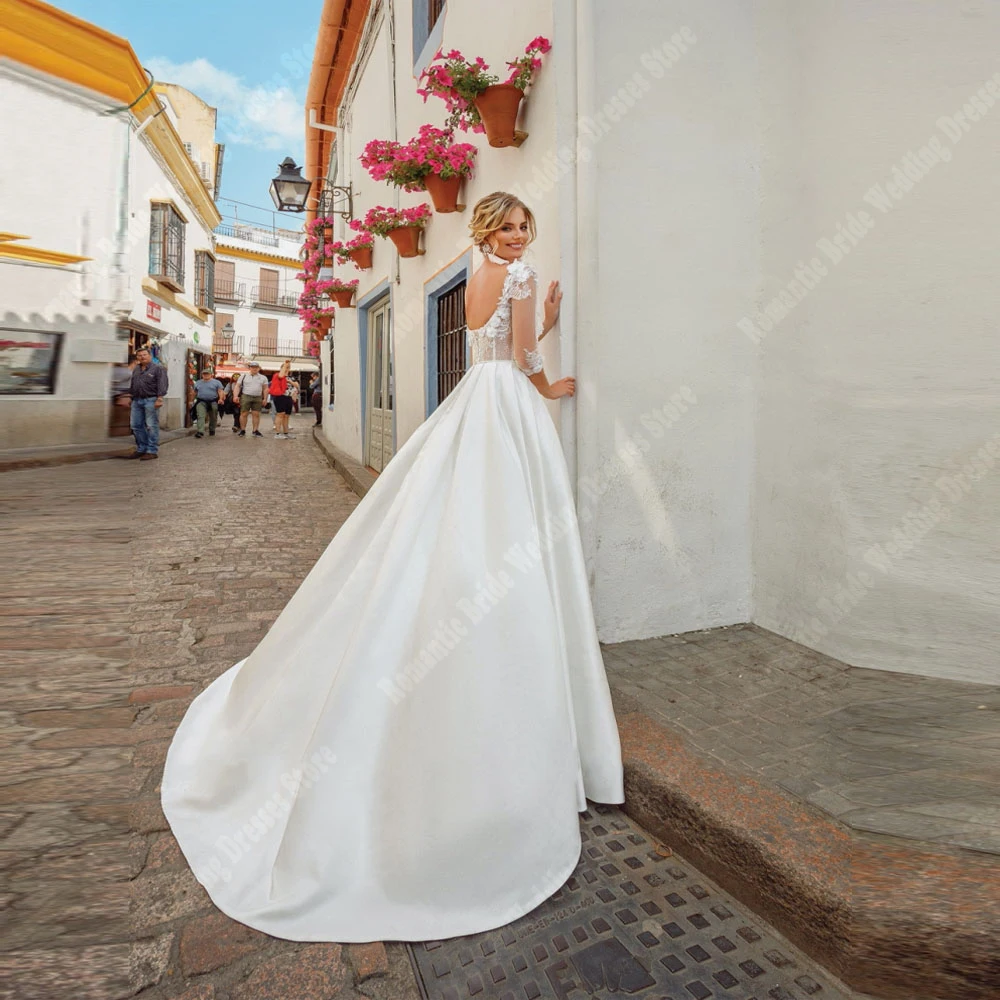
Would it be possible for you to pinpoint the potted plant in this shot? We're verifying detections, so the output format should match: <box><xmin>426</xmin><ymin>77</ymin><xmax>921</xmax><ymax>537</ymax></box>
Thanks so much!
<box><xmin>352</xmin><ymin>204</ymin><xmax>431</xmax><ymax>258</ymax></box>
<box><xmin>360</xmin><ymin>125</ymin><xmax>477</xmax><ymax>213</ymax></box>
<box><xmin>345</xmin><ymin>233</ymin><xmax>374</xmax><ymax>270</ymax></box>
<box><xmin>327</xmin><ymin>278</ymin><xmax>359</xmax><ymax>308</ymax></box>
<box><xmin>417</xmin><ymin>38</ymin><xmax>551</xmax><ymax>147</ymax></box>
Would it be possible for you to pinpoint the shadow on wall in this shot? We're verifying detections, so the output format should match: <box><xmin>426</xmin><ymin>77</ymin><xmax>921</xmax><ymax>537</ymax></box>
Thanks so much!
<box><xmin>0</xmin><ymin>310</ymin><xmax>127</xmax><ymax>451</ymax></box>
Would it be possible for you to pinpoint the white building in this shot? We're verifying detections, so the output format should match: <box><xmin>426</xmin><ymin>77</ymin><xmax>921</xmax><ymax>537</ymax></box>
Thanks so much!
<box><xmin>211</xmin><ymin>224</ymin><xmax>314</xmax><ymax>389</ymax></box>
<box><xmin>0</xmin><ymin>2</ymin><xmax>221</xmax><ymax>447</ymax></box>
<box><xmin>305</xmin><ymin>0</ymin><xmax>999</xmax><ymax>685</ymax></box>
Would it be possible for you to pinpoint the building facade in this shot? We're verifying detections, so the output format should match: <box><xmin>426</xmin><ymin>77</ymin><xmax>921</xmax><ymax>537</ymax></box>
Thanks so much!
<box><xmin>304</xmin><ymin>0</ymin><xmax>999</xmax><ymax>685</ymax></box>
<box><xmin>0</xmin><ymin>0</ymin><xmax>221</xmax><ymax>447</ymax></box>
<box><xmin>210</xmin><ymin>227</ymin><xmax>314</xmax><ymax>390</ymax></box>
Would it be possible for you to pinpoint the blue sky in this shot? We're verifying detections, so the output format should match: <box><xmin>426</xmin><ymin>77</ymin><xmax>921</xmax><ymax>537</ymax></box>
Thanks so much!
<box><xmin>62</xmin><ymin>0</ymin><xmax>323</xmax><ymax>229</ymax></box>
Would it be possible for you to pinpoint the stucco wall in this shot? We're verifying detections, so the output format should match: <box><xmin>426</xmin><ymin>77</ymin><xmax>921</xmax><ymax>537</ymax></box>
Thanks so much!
<box><xmin>582</xmin><ymin>0</ymin><xmax>758</xmax><ymax>640</ymax></box>
<box><xmin>750</xmin><ymin>1</ymin><xmax>1000</xmax><ymax>684</ymax></box>
<box><xmin>0</xmin><ymin>67</ymin><xmax>124</xmax><ymax>447</ymax></box>
<box><xmin>323</xmin><ymin>0</ymin><xmax>566</xmax><ymax>465</ymax></box>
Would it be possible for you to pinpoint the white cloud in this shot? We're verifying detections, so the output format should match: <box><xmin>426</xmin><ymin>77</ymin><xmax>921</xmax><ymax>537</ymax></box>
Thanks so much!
<box><xmin>146</xmin><ymin>57</ymin><xmax>303</xmax><ymax>151</ymax></box>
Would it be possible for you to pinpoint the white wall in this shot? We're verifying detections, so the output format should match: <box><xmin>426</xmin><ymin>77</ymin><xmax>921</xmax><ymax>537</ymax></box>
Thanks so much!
<box><xmin>0</xmin><ymin>65</ymin><xmax>124</xmax><ymax>446</ymax></box>
<box><xmin>126</xmin><ymin>129</ymin><xmax>216</xmax><ymax>367</ymax></box>
<box><xmin>580</xmin><ymin>0</ymin><xmax>758</xmax><ymax>640</ymax></box>
<box><xmin>751</xmin><ymin>0</ymin><xmax>1000</xmax><ymax>684</ymax></box>
<box><xmin>214</xmin><ymin>233</ymin><xmax>304</xmax><ymax>355</ymax></box>
<box><xmin>324</xmin><ymin>0</ymin><xmax>566</xmax><ymax>464</ymax></box>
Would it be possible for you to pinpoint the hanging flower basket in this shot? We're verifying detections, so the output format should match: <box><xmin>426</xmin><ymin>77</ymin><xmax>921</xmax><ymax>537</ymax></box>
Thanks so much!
<box><xmin>423</xmin><ymin>172</ymin><xmax>465</xmax><ymax>212</ymax></box>
<box><xmin>360</xmin><ymin>126</ymin><xmax>476</xmax><ymax>212</ymax></box>
<box><xmin>353</xmin><ymin>205</ymin><xmax>431</xmax><ymax>259</ymax></box>
<box><xmin>328</xmin><ymin>279</ymin><xmax>359</xmax><ymax>308</ymax></box>
<box><xmin>473</xmin><ymin>85</ymin><xmax>527</xmax><ymax>148</ymax></box>
<box><xmin>344</xmin><ymin>232</ymin><xmax>374</xmax><ymax>270</ymax></box>
<box><xmin>417</xmin><ymin>37</ymin><xmax>550</xmax><ymax>141</ymax></box>
<box><xmin>387</xmin><ymin>225</ymin><xmax>424</xmax><ymax>258</ymax></box>
<box><xmin>347</xmin><ymin>244</ymin><xmax>373</xmax><ymax>269</ymax></box>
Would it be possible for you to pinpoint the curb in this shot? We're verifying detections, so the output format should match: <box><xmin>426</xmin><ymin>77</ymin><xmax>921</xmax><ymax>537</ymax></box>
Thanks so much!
<box><xmin>614</xmin><ymin>693</ymin><xmax>1000</xmax><ymax>1000</ymax></box>
<box><xmin>0</xmin><ymin>428</ymin><xmax>193</xmax><ymax>473</ymax></box>
<box><xmin>311</xmin><ymin>426</ymin><xmax>377</xmax><ymax>499</ymax></box>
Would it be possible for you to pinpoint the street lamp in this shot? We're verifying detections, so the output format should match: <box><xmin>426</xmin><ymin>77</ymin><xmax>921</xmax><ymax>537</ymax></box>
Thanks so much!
<box><xmin>269</xmin><ymin>157</ymin><xmax>311</xmax><ymax>212</ymax></box>
<box><xmin>269</xmin><ymin>157</ymin><xmax>353</xmax><ymax>220</ymax></box>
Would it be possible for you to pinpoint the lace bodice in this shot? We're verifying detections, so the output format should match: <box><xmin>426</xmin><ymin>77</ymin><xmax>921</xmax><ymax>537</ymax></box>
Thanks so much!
<box><xmin>467</xmin><ymin>260</ymin><xmax>544</xmax><ymax>375</ymax></box>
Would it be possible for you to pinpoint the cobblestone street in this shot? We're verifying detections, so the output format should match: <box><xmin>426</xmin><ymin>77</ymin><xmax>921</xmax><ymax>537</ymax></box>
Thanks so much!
<box><xmin>3</xmin><ymin>417</ymin><xmax>996</xmax><ymax>1000</ymax></box>
<box><xmin>0</xmin><ymin>417</ymin><xmax>419</xmax><ymax>999</ymax></box>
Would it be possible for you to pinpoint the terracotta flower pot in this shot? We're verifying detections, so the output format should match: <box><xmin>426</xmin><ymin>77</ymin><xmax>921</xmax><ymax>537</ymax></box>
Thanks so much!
<box><xmin>313</xmin><ymin>314</ymin><xmax>333</xmax><ymax>337</ymax></box>
<box><xmin>331</xmin><ymin>288</ymin><xmax>356</xmax><ymax>308</ymax></box>
<box><xmin>424</xmin><ymin>173</ymin><xmax>465</xmax><ymax>213</ymax></box>
<box><xmin>474</xmin><ymin>84</ymin><xmax>528</xmax><ymax>148</ymax></box>
<box><xmin>321</xmin><ymin>225</ymin><xmax>333</xmax><ymax>243</ymax></box>
<box><xmin>347</xmin><ymin>245</ymin><xmax>373</xmax><ymax>269</ymax></box>
<box><xmin>386</xmin><ymin>225</ymin><xmax>424</xmax><ymax>258</ymax></box>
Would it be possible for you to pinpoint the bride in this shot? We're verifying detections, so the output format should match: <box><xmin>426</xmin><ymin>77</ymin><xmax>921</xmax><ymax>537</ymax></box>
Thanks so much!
<box><xmin>161</xmin><ymin>191</ymin><xmax>625</xmax><ymax>944</ymax></box>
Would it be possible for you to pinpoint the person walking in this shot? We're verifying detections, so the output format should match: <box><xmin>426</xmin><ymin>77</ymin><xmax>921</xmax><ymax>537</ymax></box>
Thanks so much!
<box><xmin>122</xmin><ymin>346</ymin><xmax>167</xmax><ymax>461</ymax></box>
<box><xmin>310</xmin><ymin>372</ymin><xmax>322</xmax><ymax>426</ymax></box>
<box><xmin>192</xmin><ymin>367</ymin><xmax>225</xmax><ymax>438</ymax></box>
<box><xmin>269</xmin><ymin>361</ymin><xmax>294</xmax><ymax>439</ymax></box>
<box><xmin>221</xmin><ymin>376</ymin><xmax>240</xmax><ymax>432</ymax></box>
<box><xmin>233</xmin><ymin>361</ymin><xmax>269</xmax><ymax>438</ymax></box>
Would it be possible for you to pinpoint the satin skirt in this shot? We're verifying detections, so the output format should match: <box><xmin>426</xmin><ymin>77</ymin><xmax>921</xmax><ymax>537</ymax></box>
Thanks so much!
<box><xmin>161</xmin><ymin>359</ymin><xmax>625</xmax><ymax>943</ymax></box>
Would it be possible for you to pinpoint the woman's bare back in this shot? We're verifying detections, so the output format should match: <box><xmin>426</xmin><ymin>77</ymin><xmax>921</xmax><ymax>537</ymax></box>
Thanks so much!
<box><xmin>465</xmin><ymin>262</ymin><xmax>511</xmax><ymax>330</ymax></box>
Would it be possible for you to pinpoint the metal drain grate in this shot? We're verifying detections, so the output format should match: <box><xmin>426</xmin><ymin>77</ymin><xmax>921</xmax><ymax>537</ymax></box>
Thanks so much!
<box><xmin>406</xmin><ymin>804</ymin><xmax>850</xmax><ymax>1000</ymax></box>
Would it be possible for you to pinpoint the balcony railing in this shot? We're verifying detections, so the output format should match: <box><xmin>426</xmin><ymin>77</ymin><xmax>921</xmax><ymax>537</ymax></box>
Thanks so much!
<box><xmin>211</xmin><ymin>335</ymin><xmax>312</xmax><ymax>359</ymax></box>
<box><xmin>214</xmin><ymin>279</ymin><xmax>246</xmax><ymax>305</ymax></box>
<box><xmin>214</xmin><ymin>223</ymin><xmax>279</xmax><ymax>248</ymax></box>
<box><xmin>251</xmin><ymin>284</ymin><xmax>299</xmax><ymax>311</ymax></box>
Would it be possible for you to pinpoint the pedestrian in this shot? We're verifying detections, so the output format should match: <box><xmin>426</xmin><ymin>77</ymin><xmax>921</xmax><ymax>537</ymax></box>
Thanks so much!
<box><xmin>310</xmin><ymin>373</ymin><xmax>322</xmax><ymax>426</ymax></box>
<box><xmin>121</xmin><ymin>346</ymin><xmax>167</xmax><ymax>461</ymax></box>
<box><xmin>269</xmin><ymin>360</ymin><xmax>293</xmax><ymax>439</ymax></box>
<box><xmin>233</xmin><ymin>361</ymin><xmax>269</xmax><ymax>438</ymax></box>
<box><xmin>222</xmin><ymin>376</ymin><xmax>240</xmax><ymax>431</ymax></box>
<box><xmin>192</xmin><ymin>366</ymin><xmax>225</xmax><ymax>438</ymax></box>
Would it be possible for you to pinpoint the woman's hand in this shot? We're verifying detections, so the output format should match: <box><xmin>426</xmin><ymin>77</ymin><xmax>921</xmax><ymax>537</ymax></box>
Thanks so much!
<box><xmin>543</xmin><ymin>376</ymin><xmax>576</xmax><ymax>400</ymax></box>
<box><xmin>542</xmin><ymin>280</ymin><xmax>562</xmax><ymax>334</ymax></box>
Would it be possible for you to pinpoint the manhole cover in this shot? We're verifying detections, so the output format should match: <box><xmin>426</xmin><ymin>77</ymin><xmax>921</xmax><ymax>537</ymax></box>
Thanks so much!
<box><xmin>407</xmin><ymin>804</ymin><xmax>849</xmax><ymax>1000</ymax></box>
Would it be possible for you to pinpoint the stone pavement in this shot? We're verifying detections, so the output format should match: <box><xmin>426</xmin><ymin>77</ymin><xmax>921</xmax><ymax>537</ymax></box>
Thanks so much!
<box><xmin>4</xmin><ymin>412</ymin><xmax>997</xmax><ymax>999</ymax></box>
<box><xmin>602</xmin><ymin>626</ymin><xmax>1000</xmax><ymax>854</ymax></box>
<box><xmin>0</xmin><ymin>414</ymin><xmax>419</xmax><ymax>1000</ymax></box>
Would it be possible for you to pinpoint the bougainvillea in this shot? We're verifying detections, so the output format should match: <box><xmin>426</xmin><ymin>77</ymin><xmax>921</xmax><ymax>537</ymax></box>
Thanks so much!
<box><xmin>360</xmin><ymin>125</ymin><xmax>477</xmax><ymax>189</ymax></box>
<box><xmin>417</xmin><ymin>38</ymin><xmax>551</xmax><ymax>132</ymax></box>
<box><xmin>349</xmin><ymin>204</ymin><xmax>432</xmax><ymax>238</ymax></box>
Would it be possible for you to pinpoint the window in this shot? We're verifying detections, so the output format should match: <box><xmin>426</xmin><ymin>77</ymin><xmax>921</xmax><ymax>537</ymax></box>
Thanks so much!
<box><xmin>194</xmin><ymin>251</ymin><xmax>215</xmax><ymax>311</ymax></box>
<box><xmin>258</xmin><ymin>267</ymin><xmax>279</xmax><ymax>306</ymax></box>
<box><xmin>413</xmin><ymin>0</ymin><xmax>446</xmax><ymax>67</ymax></box>
<box><xmin>258</xmin><ymin>317</ymin><xmax>278</xmax><ymax>354</ymax></box>
<box><xmin>149</xmin><ymin>202</ymin><xmax>185</xmax><ymax>291</ymax></box>
<box><xmin>214</xmin><ymin>312</ymin><xmax>235</xmax><ymax>353</ymax></box>
<box><xmin>428</xmin><ymin>0</ymin><xmax>445</xmax><ymax>32</ymax></box>
<box><xmin>436</xmin><ymin>281</ymin><xmax>466</xmax><ymax>404</ymax></box>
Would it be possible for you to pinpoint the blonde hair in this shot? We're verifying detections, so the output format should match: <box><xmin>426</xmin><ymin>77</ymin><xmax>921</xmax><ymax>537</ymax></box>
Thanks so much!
<box><xmin>468</xmin><ymin>192</ymin><xmax>537</xmax><ymax>255</ymax></box>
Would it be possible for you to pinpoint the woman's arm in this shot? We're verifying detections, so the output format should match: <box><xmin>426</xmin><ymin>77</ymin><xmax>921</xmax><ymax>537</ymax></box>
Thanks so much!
<box><xmin>510</xmin><ymin>273</ymin><xmax>574</xmax><ymax>400</ymax></box>
<box><xmin>538</xmin><ymin>280</ymin><xmax>562</xmax><ymax>341</ymax></box>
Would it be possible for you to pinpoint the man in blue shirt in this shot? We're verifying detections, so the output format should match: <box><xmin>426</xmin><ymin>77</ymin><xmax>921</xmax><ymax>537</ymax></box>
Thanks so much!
<box><xmin>124</xmin><ymin>347</ymin><xmax>168</xmax><ymax>460</ymax></box>
<box><xmin>193</xmin><ymin>367</ymin><xmax>225</xmax><ymax>438</ymax></box>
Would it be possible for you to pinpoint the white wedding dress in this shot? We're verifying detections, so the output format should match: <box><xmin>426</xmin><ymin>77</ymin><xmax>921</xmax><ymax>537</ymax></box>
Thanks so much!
<box><xmin>161</xmin><ymin>258</ymin><xmax>624</xmax><ymax>943</ymax></box>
